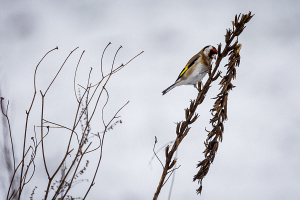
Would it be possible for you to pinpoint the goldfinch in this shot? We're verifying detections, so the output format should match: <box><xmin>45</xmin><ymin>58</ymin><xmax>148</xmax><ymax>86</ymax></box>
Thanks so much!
<box><xmin>162</xmin><ymin>45</ymin><xmax>218</xmax><ymax>95</ymax></box>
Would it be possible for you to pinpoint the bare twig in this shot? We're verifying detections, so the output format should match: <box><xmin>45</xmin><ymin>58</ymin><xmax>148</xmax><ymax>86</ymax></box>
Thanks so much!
<box><xmin>100</xmin><ymin>42</ymin><xmax>112</xmax><ymax>78</ymax></box>
<box><xmin>41</xmin><ymin>119</ymin><xmax>80</xmax><ymax>143</ymax></box>
<box><xmin>153</xmin><ymin>137</ymin><xmax>164</xmax><ymax>168</ymax></box>
<box><xmin>74</xmin><ymin>50</ymin><xmax>85</xmax><ymax>103</ymax></box>
<box><xmin>82</xmin><ymin>101</ymin><xmax>129</xmax><ymax>200</ymax></box>
<box><xmin>0</xmin><ymin>98</ymin><xmax>15</xmax><ymax>171</ymax></box>
<box><xmin>44</xmin><ymin>47</ymin><xmax>79</xmax><ymax>95</ymax></box>
<box><xmin>17</xmin><ymin>46</ymin><xmax>58</xmax><ymax>200</ymax></box>
<box><xmin>53</xmin><ymin>45</ymin><xmax>142</xmax><ymax>199</ymax></box>
<box><xmin>40</xmin><ymin>92</ymin><xmax>50</xmax><ymax>179</ymax></box>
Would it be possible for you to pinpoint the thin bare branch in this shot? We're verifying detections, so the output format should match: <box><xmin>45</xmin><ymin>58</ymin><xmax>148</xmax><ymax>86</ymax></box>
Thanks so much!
<box><xmin>101</xmin><ymin>87</ymin><xmax>109</xmax><ymax>127</ymax></box>
<box><xmin>100</xmin><ymin>42</ymin><xmax>112</xmax><ymax>78</ymax></box>
<box><xmin>83</xmin><ymin>101</ymin><xmax>129</xmax><ymax>199</ymax></box>
<box><xmin>74</xmin><ymin>50</ymin><xmax>85</xmax><ymax>103</ymax></box>
<box><xmin>0</xmin><ymin>98</ymin><xmax>15</xmax><ymax>171</ymax></box>
<box><xmin>60</xmin><ymin>143</ymin><xmax>92</xmax><ymax>199</ymax></box>
<box><xmin>40</xmin><ymin>92</ymin><xmax>49</xmax><ymax>179</ymax></box>
<box><xmin>163</xmin><ymin>165</ymin><xmax>181</xmax><ymax>187</ymax></box>
<box><xmin>90</xmin><ymin>50</ymin><xmax>144</xmax><ymax>88</ymax></box>
<box><xmin>53</xmin><ymin>45</ymin><xmax>139</xmax><ymax>199</ymax></box>
<box><xmin>17</xmin><ymin>46</ymin><xmax>58</xmax><ymax>200</ymax></box>
<box><xmin>44</xmin><ymin>47</ymin><xmax>79</xmax><ymax>95</ymax></box>
<box><xmin>152</xmin><ymin>137</ymin><xmax>164</xmax><ymax>168</ymax></box>
<box><xmin>41</xmin><ymin>119</ymin><xmax>80</xmax><ymax>143</ymax></box>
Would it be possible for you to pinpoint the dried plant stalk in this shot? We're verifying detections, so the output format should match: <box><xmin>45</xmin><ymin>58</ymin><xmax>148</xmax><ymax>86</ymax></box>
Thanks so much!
<box><xmin>153</xmin><ymin>12</ymin><xmax>253</xmax><ymax>199</ymax></box>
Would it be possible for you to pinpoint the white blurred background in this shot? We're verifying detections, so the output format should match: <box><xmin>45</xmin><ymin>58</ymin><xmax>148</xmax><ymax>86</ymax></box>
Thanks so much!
<box><xmin>0</xmin><ymin>0</ymin><xmax>299</xmax><ymax>199</ymax></box>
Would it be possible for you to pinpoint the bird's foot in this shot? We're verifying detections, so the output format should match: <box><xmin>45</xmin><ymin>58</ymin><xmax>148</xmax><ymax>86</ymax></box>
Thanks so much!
<box><xmin>194</xmin><ymin>81</ymin><xmax>202</xmax><ymax>92</ymax></box>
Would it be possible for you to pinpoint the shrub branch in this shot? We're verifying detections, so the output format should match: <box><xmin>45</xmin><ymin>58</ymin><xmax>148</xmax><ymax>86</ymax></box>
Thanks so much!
<box><xmin>1</xmin><ymin>43</ymin><xmax>143</xmax><ymax>200</ymax></box>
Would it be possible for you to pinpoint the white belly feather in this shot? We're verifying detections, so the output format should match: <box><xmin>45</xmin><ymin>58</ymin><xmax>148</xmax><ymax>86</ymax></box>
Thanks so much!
<box><xmin>180</xmin><ymin>63</ymin><xmax>208</xmax><ymax>85</ymax></box>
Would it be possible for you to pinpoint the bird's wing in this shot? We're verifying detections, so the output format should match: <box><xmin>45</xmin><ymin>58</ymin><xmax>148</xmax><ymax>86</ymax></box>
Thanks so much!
<box><xmin>176</xmin><ymin>53</ymin><xmax>201</xmax><ymax>81</ymax></box>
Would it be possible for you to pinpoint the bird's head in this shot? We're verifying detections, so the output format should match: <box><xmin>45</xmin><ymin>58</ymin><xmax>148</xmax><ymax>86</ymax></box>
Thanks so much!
<box><xmin>203</xmin><ymin>45</ymin><xmax>218</xmax><ymax>60</ymax></box>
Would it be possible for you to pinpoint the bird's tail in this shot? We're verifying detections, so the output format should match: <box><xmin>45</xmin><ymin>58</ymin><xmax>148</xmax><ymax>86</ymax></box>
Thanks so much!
<box><xmin>162</xmin><ymin>82</ymin><xmax>177</xmax><ymax>95</ymax></box>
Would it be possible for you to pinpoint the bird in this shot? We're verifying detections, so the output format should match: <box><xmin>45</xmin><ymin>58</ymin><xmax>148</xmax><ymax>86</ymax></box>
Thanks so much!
<box><xmin>162</xmin><ymin>45</ymin><xmax>218</xmax><ymax>95</ymax></box>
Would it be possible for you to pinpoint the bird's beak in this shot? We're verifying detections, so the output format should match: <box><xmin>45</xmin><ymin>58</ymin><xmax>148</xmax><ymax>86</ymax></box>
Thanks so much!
<box><xmin>212</xmin><ymin>54</ymin><xmax>217</xmax><ymax>60</ymax></box>
<box><xmin>210</xmin><ymin>49</ymin><xmax>218</xmax><ymax>60</ymax></box>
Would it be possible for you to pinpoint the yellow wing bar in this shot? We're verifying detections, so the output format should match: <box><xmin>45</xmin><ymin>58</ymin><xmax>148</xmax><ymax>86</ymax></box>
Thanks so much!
<box><xmin>179</xmin><ymin>65</ymin><xmax>189</xmax><ymax>77</ymax></box>
<box><xmin>175</xmin><ymin>54</ymin><xmax>200</xmax><ymax>81</ymax></box>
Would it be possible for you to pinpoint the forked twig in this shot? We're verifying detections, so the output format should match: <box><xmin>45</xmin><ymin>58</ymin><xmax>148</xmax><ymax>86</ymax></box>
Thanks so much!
<box><xmin>153</xmin><ymin>137</ymin><xmax>164</xmax><ymax>168</ymax></box>
<box><xmin>44</xmin><ymin>47</ymin><xmax>79</xmax><ymax>95</ymax></box>
<box><xmin>74</xmin><ymin>50</ymin><xmax>85</xmax><ymax>103</ymax></box>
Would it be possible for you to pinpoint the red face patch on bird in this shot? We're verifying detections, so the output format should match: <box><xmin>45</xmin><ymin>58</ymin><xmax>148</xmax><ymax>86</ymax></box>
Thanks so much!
<box><xmin>209</xmin><ymin>47</ymin><xmax>218</xmax><ymax>59</ymax></box>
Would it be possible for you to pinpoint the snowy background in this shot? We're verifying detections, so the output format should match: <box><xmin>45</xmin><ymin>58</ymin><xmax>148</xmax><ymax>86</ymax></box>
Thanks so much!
<box><xmin>0</xmin><ymin>0</ymin><xmax>300</xmax><ymax>199</ymax></box>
